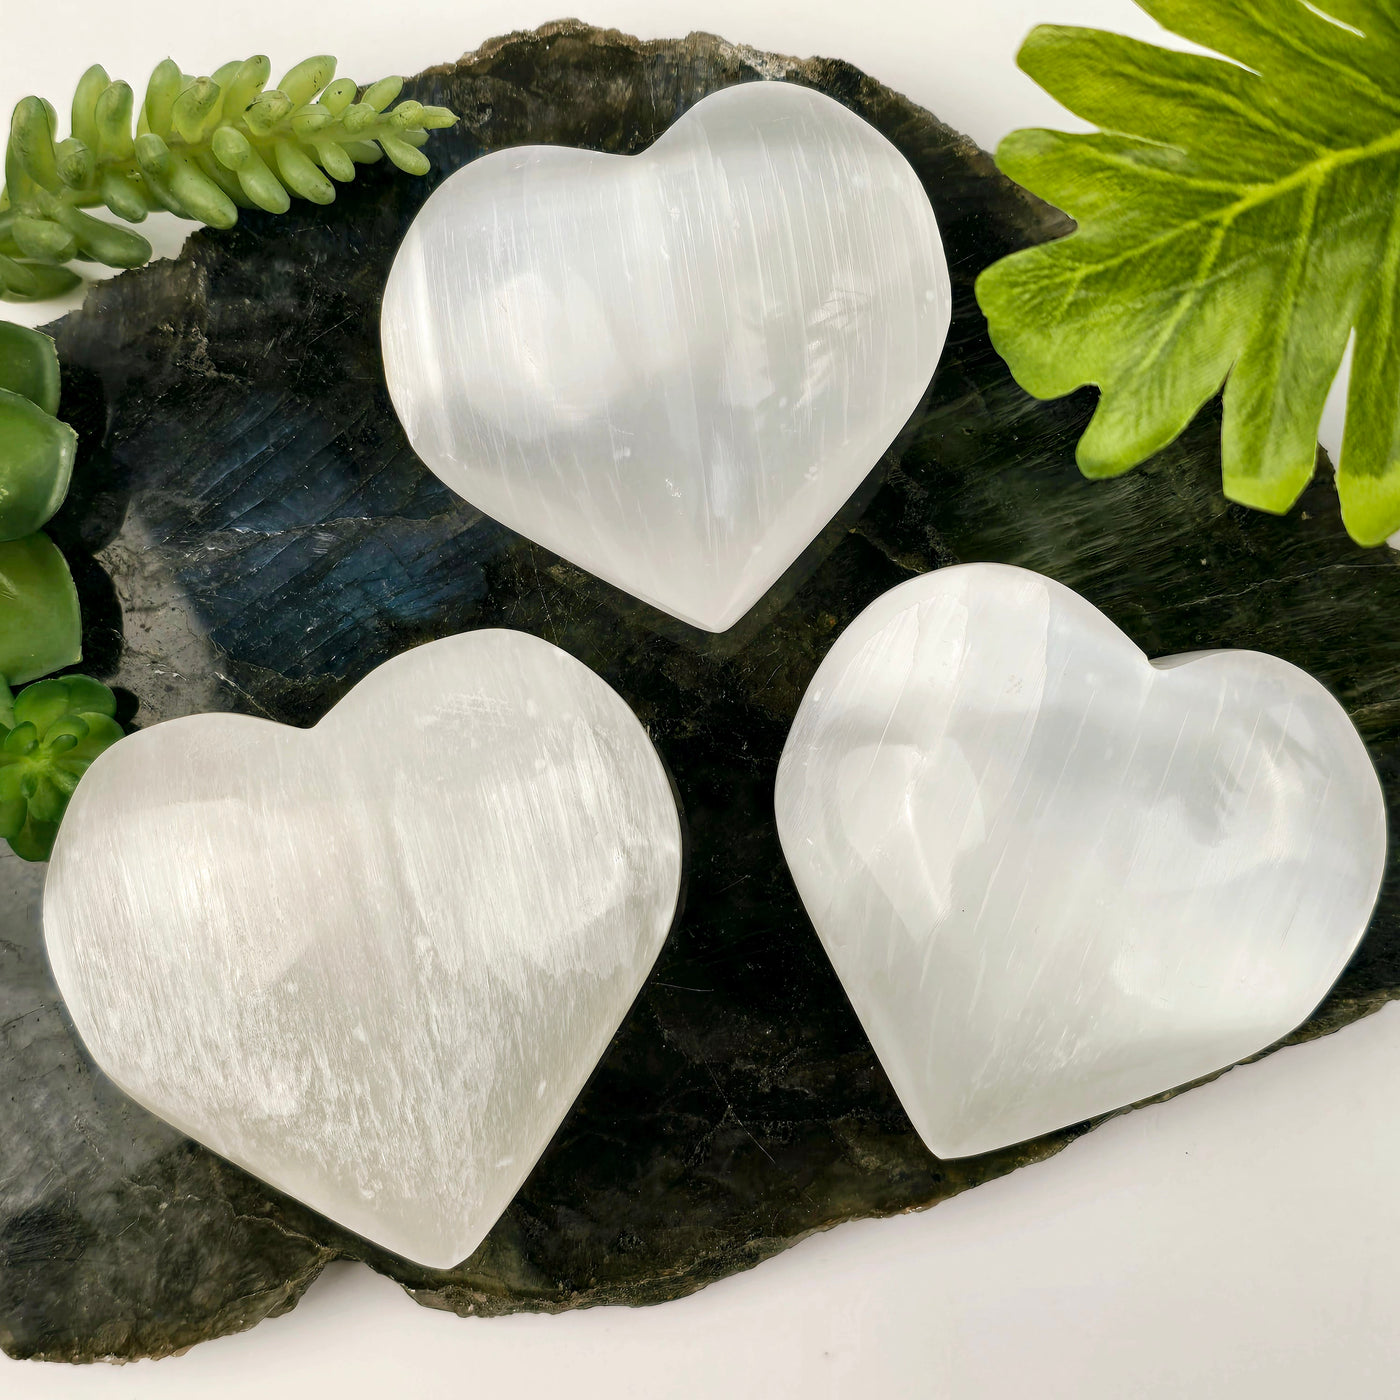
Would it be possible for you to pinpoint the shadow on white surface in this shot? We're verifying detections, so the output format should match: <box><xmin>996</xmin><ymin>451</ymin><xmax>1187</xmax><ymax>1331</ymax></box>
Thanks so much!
<box><xmin>6</xmin><ymin>1002</ymin><xmax>1399</xmax><ymax>1399</ymax></box>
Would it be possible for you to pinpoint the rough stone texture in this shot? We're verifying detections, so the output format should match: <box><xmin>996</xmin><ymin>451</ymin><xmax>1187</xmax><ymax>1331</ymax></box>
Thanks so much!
<box><xmin>2</xmin><ymin>19</ymin><xmax>1398</xmax><ymax>1363</ymax></box>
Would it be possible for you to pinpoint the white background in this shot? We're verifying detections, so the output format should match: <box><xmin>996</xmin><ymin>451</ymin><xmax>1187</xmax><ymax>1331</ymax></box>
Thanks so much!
<box><xmin>2</xmin><ymin>2</ymin><xmax>1393</xmax><ymax>1395</ymax></box>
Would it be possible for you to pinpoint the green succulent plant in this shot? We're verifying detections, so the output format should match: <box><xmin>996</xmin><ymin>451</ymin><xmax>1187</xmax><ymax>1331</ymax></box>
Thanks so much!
<box><xmin>0</xmin><ymin>321</ymin><xmax>74</xmax><ymax>541</ymax></box>
<box><xmin>0</xmin><ymin>673</ymin><xmax>121</xmax><ymax>860</ymax></box>
<box><xmin>0</xmin><ymin>319</ymin><xmax>82</xmax><ymax>706</ymax></box>
<box><xmin>0</xmin><ymin>54</ymin><xmax>457</xmax><ymax>298</ymax></box>
<box><xmin>0</xmin><ymin>337</ymin><xmax>121</xmax><ymax>863</ymax></box>
<box><xmin>0</xmin><ymin>532</ymin><xmax>81</xmax><ymax>689</ymax></box>
<box><xmin>0</xmin><ymin>317</ymin><xmax>60</xmax><ymax>412</ymax></box>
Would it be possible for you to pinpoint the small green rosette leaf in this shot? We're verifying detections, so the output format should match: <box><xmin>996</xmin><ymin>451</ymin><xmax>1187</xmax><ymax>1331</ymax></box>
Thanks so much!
<box><xmin>0</xmin><ymin>672</ymin><xmax>121</xmax><ymax>860</ymax></box>
<box><xmin>0</xmin><ymin>531</ymin><xmax>81</xmax><ymax>685</ymax></box>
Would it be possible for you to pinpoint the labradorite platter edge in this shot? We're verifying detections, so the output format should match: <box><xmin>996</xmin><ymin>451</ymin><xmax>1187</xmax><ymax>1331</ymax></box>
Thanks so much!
<box><xmin>2</xmin><ymin>19</ymin><xmax>1398</xmax><ymax>1363</ymax></box>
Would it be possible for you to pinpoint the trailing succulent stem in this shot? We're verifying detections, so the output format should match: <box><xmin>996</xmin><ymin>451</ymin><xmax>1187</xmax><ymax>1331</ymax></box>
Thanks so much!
<box><xmin>0</xmin><ymin>55</ymin><xmax>457</xmax><ymax>298</ymax></box>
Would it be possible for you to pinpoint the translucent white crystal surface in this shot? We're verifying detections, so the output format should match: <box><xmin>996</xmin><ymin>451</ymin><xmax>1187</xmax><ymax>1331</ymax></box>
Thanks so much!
<box><xmin>380</xmin><ymin>81</ymin><xmax>950</xmax><ymax>632</ymax></box>
<box><xmin>775</xmin><ymin>564</ymin><xmax>1387</xmax><ymax>1158</ymax></box>
<box><xmin>43</xmin><ymin>631</ymin><xmax>682</xmax><ymax>1267</ymax></box>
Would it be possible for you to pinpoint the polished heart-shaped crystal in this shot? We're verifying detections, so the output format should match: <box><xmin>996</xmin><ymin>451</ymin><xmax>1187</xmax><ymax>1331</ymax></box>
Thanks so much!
<box><xmin>380</xmin><ymin>81</ymin><xmax>950</xmax><ymax>632</ymax></box>
<box><xmin>776</xmin><ymin>564</ymin><xmax>1386</xmax><ymax>1158</ymax></box>
<box><xmin>43</xmin><ymin>631</ymin><xmax>682</xmax><ymax>1267</ymax></box>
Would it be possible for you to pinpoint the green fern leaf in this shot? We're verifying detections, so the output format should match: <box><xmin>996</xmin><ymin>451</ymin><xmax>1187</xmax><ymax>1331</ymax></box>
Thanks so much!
<box><xmin>975</xmin><ymin>0</ymin><xmax>1400</xmax><ymax>547</ymax></box>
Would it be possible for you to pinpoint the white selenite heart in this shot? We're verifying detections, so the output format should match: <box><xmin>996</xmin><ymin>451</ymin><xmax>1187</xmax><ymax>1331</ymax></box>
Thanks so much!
<box><xmin>380</xmin><ymin>81</ymin><xmax>950</xmax><ymax>632</ymax></box>
<box><xmin>42</xmin><ymin>631</ymin><xmax>682</xmax><ymax>1267</ymax></box>
<box><xmin>775</xmin><ymin>564</ymin><xmax>1387</xmax><ymax>1158</ymax></box>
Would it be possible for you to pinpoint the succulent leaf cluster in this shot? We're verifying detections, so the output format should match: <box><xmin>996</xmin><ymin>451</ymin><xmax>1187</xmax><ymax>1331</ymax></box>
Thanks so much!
<box><xmin>0</xmin><ymin>674</ymin><xmax>121</xmax><ymax>860</ymax></box>
<box><xmin>0</xmin><ymin>54</ymin><xmax>457</xmax><ymax>298</ymax></box>
<box><xmin>0</xmin><ymin>321</ymin><xmax>74</xmax><ymax>543</ymax></box>
<box><xmin>0</xmin><ymin>319</ymin><xmax>98</xmax><ymax>861</ymax></box>
<box><xmin>0</xmin><ymin>322</ymin><xmax>81</xmax><ymax>698</ymax></box>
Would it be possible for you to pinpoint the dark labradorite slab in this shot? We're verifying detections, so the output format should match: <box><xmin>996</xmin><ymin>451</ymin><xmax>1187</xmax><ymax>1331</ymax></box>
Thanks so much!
<box><xmin>3</xmin><ymin>18</ymin><xmax>1399</xmax><ymax>1364</ymax></box>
